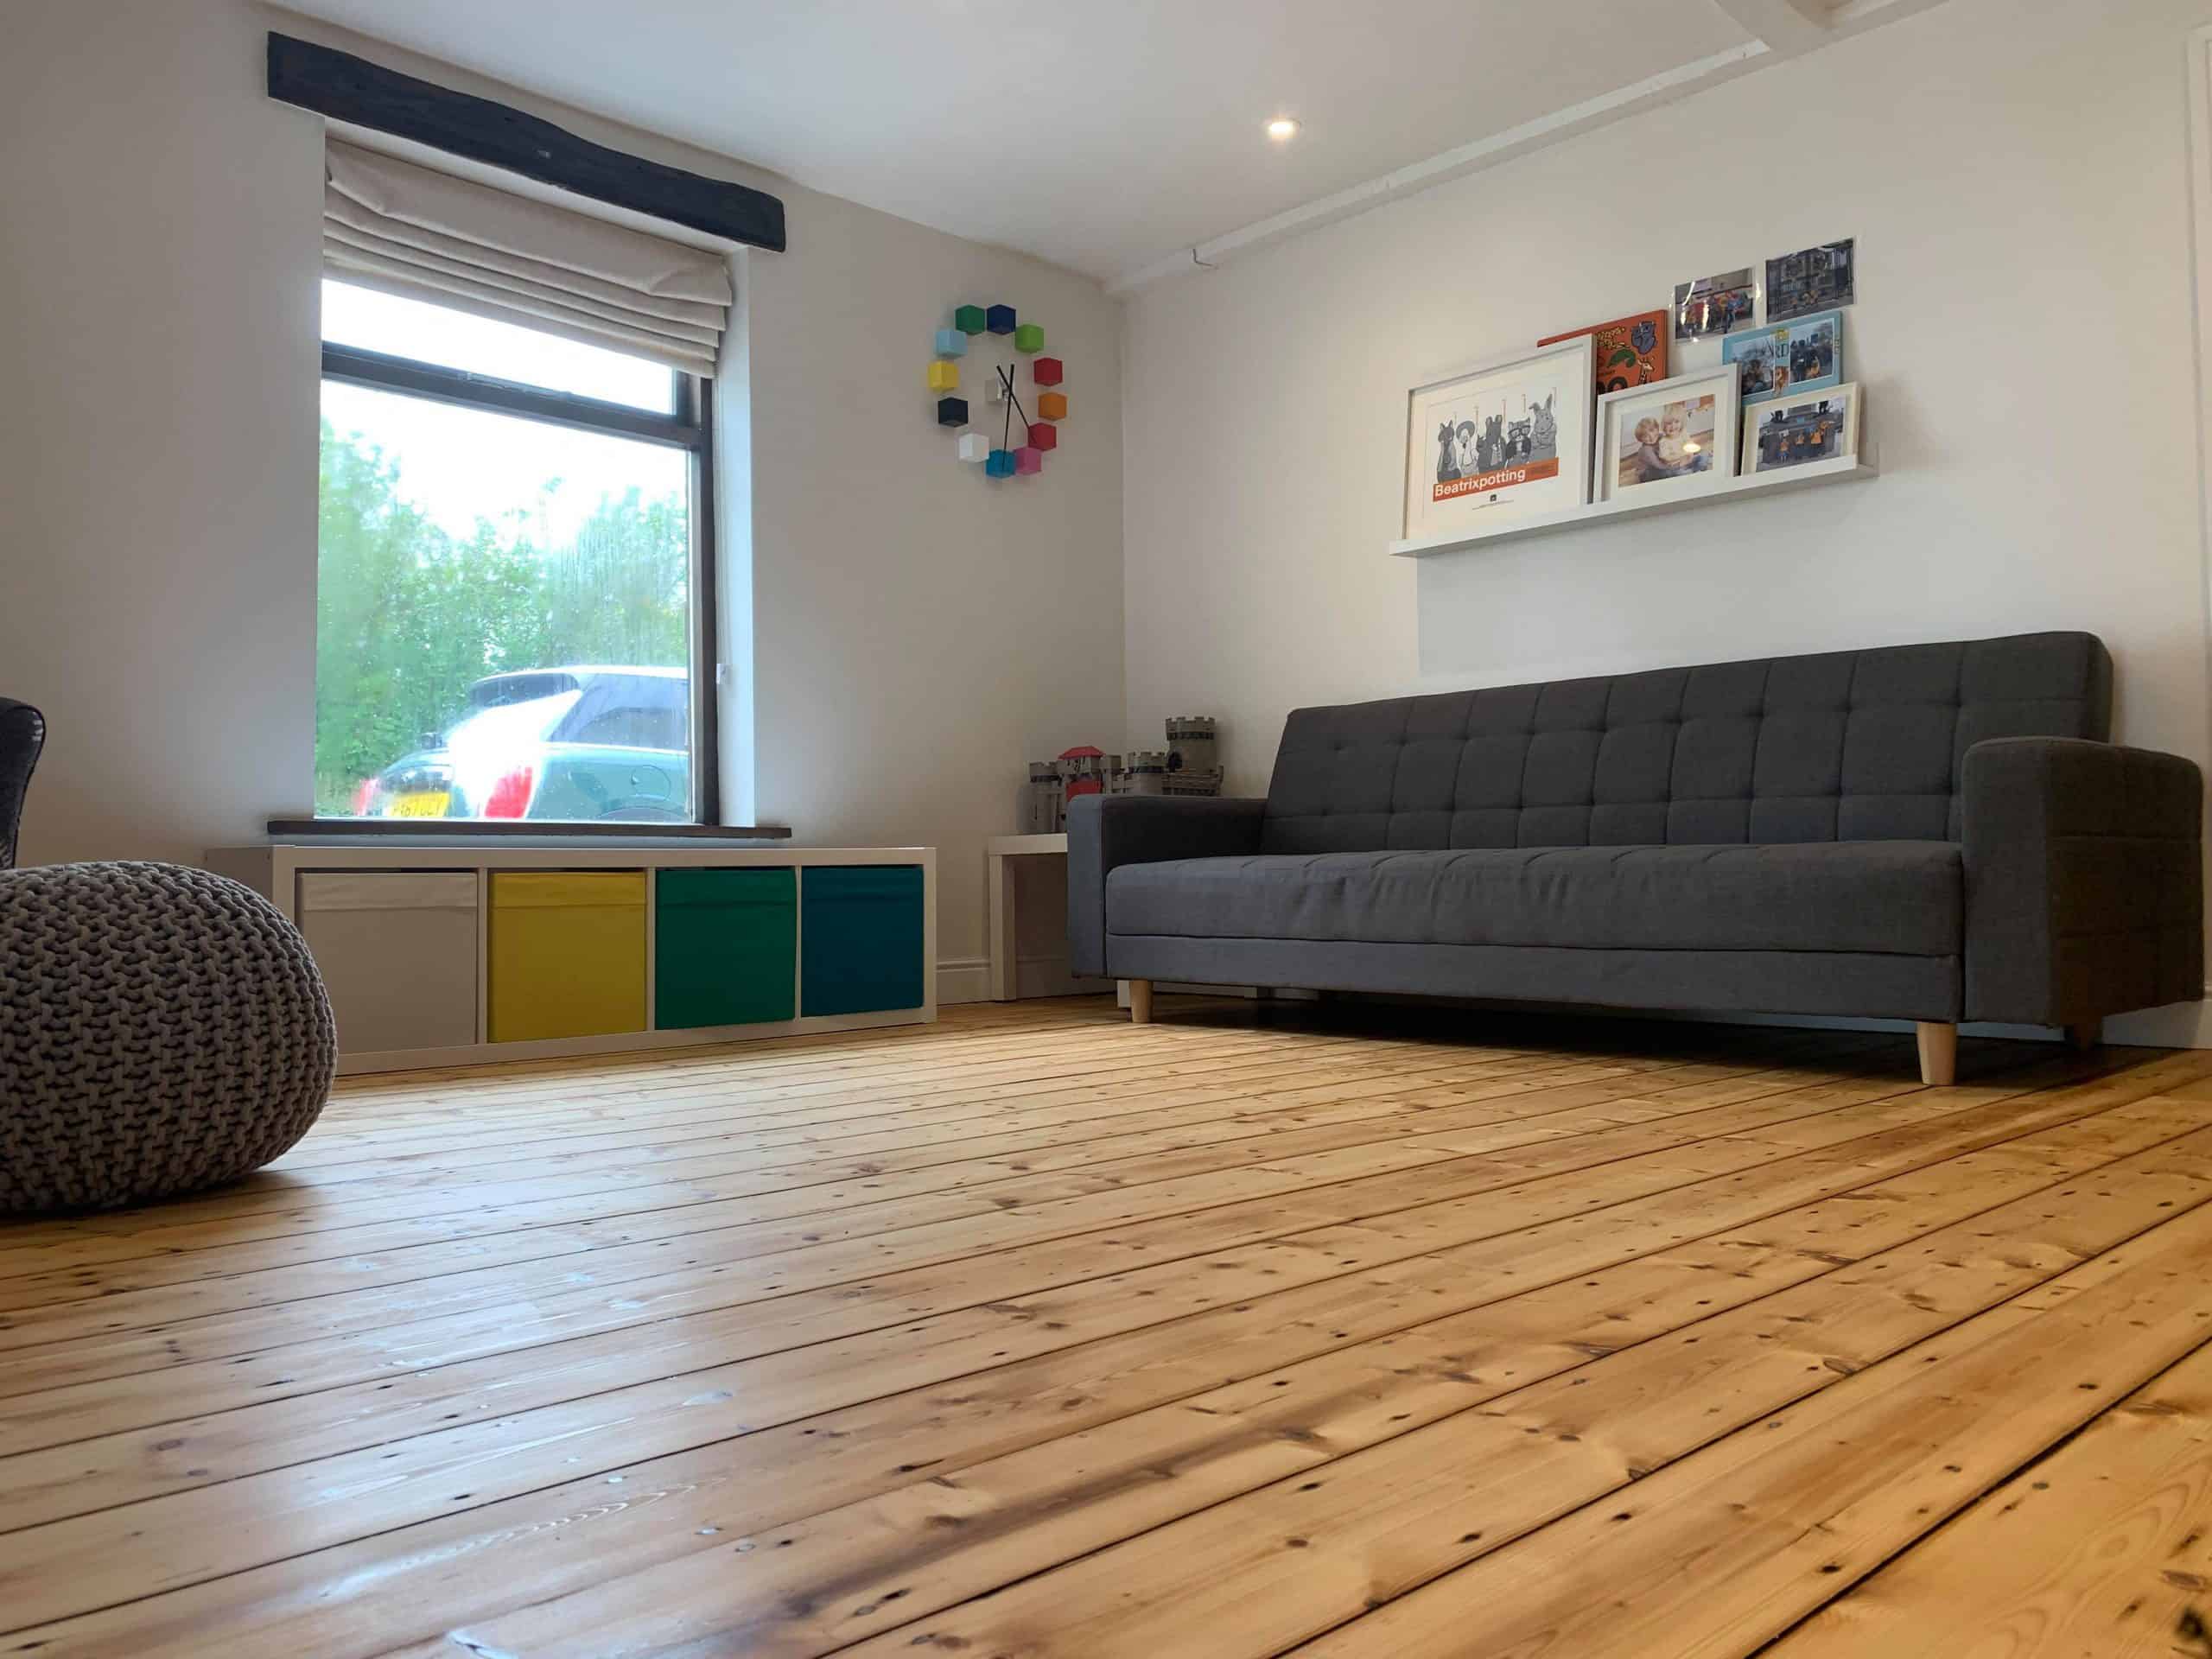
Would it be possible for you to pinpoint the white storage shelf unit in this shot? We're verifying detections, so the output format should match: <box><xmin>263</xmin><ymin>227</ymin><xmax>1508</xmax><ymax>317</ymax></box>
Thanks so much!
<box><xmin>207</xmin><ymin>844</ymin><xmax>937</xmax><ymax>1076</ymax></box>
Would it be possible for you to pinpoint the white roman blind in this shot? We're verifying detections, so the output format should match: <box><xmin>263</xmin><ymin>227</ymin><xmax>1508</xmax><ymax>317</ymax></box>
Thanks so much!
<box><xmin>322</xmin><ymin>141</ymin><xmax>733</xmax><ymax>374</ymax></box>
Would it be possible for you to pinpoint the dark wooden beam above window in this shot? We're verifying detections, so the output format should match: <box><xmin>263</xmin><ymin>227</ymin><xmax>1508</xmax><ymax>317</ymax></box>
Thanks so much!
<box><xmin>267</xmin><ymin>32</ymin><xmax>786</xmax><ymax>253</ymax></box>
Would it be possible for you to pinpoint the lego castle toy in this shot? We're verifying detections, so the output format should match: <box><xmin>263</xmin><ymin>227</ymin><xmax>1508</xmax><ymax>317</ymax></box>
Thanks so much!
<box><xmin>1021</xmin><ymin>717</ymin><xmax>1222</xmax><ymax>834</ymax></box>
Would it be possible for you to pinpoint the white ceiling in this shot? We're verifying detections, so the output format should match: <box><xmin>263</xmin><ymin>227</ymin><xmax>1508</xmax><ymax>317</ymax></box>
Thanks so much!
<box><xmin>271</xmin><ymin>0</ymin><xmax>1877</xmax><ymax>286</ymax></box>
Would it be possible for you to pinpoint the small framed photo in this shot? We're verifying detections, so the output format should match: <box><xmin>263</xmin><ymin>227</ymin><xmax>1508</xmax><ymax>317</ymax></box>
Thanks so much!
<box><xmin>1404</xmin><ymin>334</ymin><xmax>1595</xmax><ymax>537</ymax></box>
<box><xmin>1739</xmin><ymin>383</ymin><xmax>1861</xmax><ymax>475</ymax></box>
<box><xmin>1722</xmin><ymin>309</ymin><xmax>1843</xmax><ymax>406</ymax></box>
<box><xmin>1766</xmin><ymin>238</ymin><xmax>1854</xmax><ymax>321</ymax></box>
<box><xmin>1673</xmin><ymin>266</ymin><xmax>1758</xmax><ymax>340</ymax></box>
<box><xmin>1595</xmin><ymin>368</ymin><xmax>1739</xmax><ymax>505</ymax></box>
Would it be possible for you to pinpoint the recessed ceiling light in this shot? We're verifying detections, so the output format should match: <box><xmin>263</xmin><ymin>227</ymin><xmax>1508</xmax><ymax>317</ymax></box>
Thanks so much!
<box><xmin>1266</xmin><ymin>117</ymin><xmax>1300</xmax><ymax>142</ymax></box>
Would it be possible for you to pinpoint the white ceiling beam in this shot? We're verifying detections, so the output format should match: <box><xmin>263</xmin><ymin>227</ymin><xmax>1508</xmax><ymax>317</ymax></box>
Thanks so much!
<box><xmin>1109</xmin><ymin>0</ymin><xmax>1953</xmax><ymax>296</ymax></box>
<box><xmin>1821</xmin><ymin>0</ymin><xmax>1955</xmax><ymax>37</ymax></box>
<box><xmin>1108</xmin><ymin>41</ymin><xmax>1770</xmax><ymax>294</ymax></box>
<box><xmin>1719</xmin><ymin>0</ymin><xmax>1960</xmax><ymax>52</ymax></box>
<box><xmin>1708</xmin><ymin>0</ymin><xmax>1834</xmax><ymax>56</ymax></box>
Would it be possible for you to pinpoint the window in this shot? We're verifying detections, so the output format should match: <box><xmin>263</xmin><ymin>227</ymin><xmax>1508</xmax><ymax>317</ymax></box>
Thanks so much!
<box><xmin>315</xmin><ymin>280</ymin><xmax>715</xmax><ymax>823</ymax></box>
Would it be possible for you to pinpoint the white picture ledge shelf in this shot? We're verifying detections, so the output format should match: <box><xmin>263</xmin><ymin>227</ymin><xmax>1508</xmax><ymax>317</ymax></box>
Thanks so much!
<box><xmin>1389</xmin><ymin>448</ymin><xmax>1878</xmax><ymax>558</ymax></box>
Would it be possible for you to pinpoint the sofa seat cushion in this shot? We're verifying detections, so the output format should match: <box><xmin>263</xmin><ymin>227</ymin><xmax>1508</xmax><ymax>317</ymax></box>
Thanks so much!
<box><xmin>1104</xmin><ymin>842</ymin><xmax>1962</xmax><ymax>958</ymax></box>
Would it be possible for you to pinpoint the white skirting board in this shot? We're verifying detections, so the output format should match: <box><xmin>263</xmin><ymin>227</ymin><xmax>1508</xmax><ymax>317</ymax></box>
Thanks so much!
<box><xmin>2110</xmin><ymin>993</ymin><xmax>2212</xmax><ymax>1049</ymax></box>
<box><xmin>937</xmin><ymin>957</ymin><xmax>992</xmax><ymax>1005</ymax></box>
<box><xmin>939</xmin><ymin>957</ymin><xmax>1111</xmax><ymax>1004</ymax></box>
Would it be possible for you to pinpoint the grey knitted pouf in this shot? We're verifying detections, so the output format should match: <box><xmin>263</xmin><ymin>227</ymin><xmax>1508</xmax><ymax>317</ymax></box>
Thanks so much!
<box><xmin>0</xmin><ymin>861</ymin><xmax>337</xmax><ymax>1214</ymax></box>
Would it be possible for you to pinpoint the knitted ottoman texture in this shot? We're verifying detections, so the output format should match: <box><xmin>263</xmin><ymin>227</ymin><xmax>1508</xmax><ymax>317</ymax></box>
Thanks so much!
<box><xmin>0</xmin><ymin>861</ymin><xmax>336</xmax><ymax>1213</ymax></box>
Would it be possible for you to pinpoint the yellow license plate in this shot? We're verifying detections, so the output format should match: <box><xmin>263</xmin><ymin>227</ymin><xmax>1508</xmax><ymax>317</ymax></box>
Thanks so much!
<box><xmin>391</xmin><ymin>791</ymin><xmax>451</xmax><ymax>818</ymax></box>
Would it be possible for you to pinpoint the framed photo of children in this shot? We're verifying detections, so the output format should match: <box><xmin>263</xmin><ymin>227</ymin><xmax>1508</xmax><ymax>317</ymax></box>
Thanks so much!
<box><xmin>1721</xmin><ymin>309</ymin><xmax>1843</xmax><ymax>407</ymax></box>
<box><xmin>1739</xmin><ymin>383</ymin><xmax>1861</xmax><ymax>476</ymax></box>
<box><xmin>1403</xmin><ymin>334</ymin><xmax>1595</xmax><ymax>536</ymax></box>
<box><xmin>1593</xmin><ymin>368</ymin><xmax>1738</xmax><ymax>505</ymax></box>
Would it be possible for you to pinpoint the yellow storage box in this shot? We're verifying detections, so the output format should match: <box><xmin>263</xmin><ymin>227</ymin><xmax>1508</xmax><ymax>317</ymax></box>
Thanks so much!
<box><xmin>488</xmin><ymin>870</ymin><xmax>648</xmax><ymax>1042</ymax></box>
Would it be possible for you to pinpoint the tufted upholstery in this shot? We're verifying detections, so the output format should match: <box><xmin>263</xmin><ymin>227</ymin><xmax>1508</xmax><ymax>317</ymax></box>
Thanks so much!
<box><xmin>1262</xmin><ymin>632</ymin><xmax>2112</xmax><ymax>855</ymax></box>
<box><xmin>1071</xmin><ymin>628</ymin><xmax>2200</xmax><ymax>1033</ymax></box>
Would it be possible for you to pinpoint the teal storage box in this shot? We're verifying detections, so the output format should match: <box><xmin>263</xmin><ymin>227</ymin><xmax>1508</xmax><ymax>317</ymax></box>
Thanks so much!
<box><xmin>801</xmin><ymin>865</ymin><xmax>925</xmax><ymax>1014</ymax></box>
<box><xmin>655</xmin><ymin>868</ymin><xmax>797</xmax><ymax>1029</ymax></box>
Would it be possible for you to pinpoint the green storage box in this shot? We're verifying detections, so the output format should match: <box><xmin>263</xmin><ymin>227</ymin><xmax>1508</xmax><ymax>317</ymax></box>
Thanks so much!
<box><xmin>801</xmin><ymin>865</ymin><xmax>925</xmax><ymax>1015</ymax></box>
<box><xmin>654</xmin><ymin>868</ymin><xmax>797</xmax><ymax>1029</ymax></box>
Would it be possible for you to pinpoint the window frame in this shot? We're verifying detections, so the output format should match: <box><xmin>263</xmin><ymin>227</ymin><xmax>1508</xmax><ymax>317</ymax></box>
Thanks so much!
<box><xmin>318</xmin><ymin>334</ymin><xmax>721</xmax><ymax>827</ymax></box>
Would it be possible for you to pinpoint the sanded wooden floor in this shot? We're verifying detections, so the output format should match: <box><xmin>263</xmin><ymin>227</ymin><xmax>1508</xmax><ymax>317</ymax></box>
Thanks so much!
<box><xmin>9</xmin><ymin>999</ymin><xmax>2212</xmax><ymax>1656</ymax></box>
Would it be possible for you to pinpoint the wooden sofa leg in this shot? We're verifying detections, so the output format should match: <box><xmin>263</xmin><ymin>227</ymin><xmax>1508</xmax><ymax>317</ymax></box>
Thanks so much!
<box><xmin>1916</xmin><ymin>1021</ymin><xmax>1958</xmax><ymax>1087</ymax></box>
<box><xmin>1128</xmin><ymin>979</ymin><xmax>1154</xmax><ymax>1025</ymax></box>
<box><xmin>2064</xmin><ymin>1019</ymin><xmax>2102</xmax><ymax>1052</ymax></box>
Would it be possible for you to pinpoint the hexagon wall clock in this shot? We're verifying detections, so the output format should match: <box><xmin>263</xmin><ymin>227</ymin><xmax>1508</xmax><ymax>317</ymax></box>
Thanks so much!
<box><xmin>931</xmin><ymin>302</ymin><xmax>1066</xmax><ymax>480</ymax></box>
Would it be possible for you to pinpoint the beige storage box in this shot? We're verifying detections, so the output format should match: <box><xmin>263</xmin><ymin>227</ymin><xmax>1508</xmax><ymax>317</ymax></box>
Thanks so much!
<box><xmin>297</xmin><ymin>871</ymin><xmax>480</xmax><ymax>1054</ymax></box>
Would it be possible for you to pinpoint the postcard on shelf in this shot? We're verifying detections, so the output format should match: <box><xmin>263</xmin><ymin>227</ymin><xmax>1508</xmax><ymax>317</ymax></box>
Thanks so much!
<box><xmin>1536</xmin><ymin>309</ymin><xmax>1669</xmax><ymax>396</ymax></box>
<box><xmin>1740</xmin><ymin>383</ymin><xmax>1861</xmax><ymax>475</ymax></box>
<box><xmin>1403</xmin><ymin>335</ymin><xmax>1595</xmax><ymax>538</ymax></box>
<box><xmin>1766</xmin><ymin>238</ymin><xmax>1854</xmax><ymax>321</ymax></box>
<box><xmin>1594</xmin><ymin>368</ymin><xmax>1739</xmax><ymax>506</ymax></box>
<box><xmin>1673</xmin><ymin>267</ymin><xmax>1757</xmax><ymax>340</ymax></box>
<box><xmin>1722</xmin><ymin>308</ymin><xmax>1843</xmax><ymax>405</ymax></box>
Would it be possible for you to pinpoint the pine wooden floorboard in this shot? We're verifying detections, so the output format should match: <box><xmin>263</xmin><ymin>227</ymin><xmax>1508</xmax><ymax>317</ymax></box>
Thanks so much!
<box><xmin>4</xmin><ymin>996</ymin><xmax>2212</xmax><ymax>1656</ymax></box>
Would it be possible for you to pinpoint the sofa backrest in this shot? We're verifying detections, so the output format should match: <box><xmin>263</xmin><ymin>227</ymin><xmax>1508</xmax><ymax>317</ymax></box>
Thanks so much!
<box><xmin>1262</xmin><ymin>632</ymin><xmax>2111</xmax><ymax>854</ymax></box>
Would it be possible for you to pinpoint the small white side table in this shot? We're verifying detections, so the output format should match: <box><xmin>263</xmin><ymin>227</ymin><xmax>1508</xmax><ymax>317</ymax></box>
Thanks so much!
<box><xmin>986</xmin><ymin>832</ymin><xmax>1112</xmax><ymax>1001</ymax></box>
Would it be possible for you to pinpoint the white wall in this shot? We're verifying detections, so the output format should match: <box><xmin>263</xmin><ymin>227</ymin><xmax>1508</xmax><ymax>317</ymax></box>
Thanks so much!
<box><xmin>0</xmin><ymin>0</ymin><xmax>323</xmax><ymax>868</ymax></box>
<box><xmin>738</xmin><ymin>181</ymin><xmax>1123</xmax><ymax>999</ymax></box>
<box><xmin>0</xmin><ymin>0</ymin><xmax>1124</xmax><ymax>996</ymax></box>
<box><xmin>1119</xmin><ymin>0</ymin><xmax>2212</xmax><ymax>1036</ymax></box>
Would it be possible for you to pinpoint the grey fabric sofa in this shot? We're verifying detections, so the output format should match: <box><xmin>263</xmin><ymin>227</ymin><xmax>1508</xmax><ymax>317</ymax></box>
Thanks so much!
<box><xmin>1069</xmin><ymin>632</ymin><xmax>2203</xmax><ymax>1084</ymax></box>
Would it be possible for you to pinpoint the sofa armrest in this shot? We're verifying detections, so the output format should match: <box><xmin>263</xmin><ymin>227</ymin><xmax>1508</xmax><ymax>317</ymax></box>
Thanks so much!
<box><xmin>1962</xmin><ymin>735</ymin><xmax>2203</xmax><ymax>1024</ymax></box>
<box><xmin>1067</xmin><ymin>794</ymin><xmax>1267</xmax><ymax>976</ymax></box>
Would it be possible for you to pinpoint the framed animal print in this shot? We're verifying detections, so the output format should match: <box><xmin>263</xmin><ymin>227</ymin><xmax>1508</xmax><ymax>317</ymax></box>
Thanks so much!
<box><xmin>1594</xmin><ymin>367</ymin><xmax>1739</xmax><ymax>506</ymax></box>
<box><xmin>1403</xmin><ymin>335</ymin><xmax>1594</xmax><ymax>537</ymax></box>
